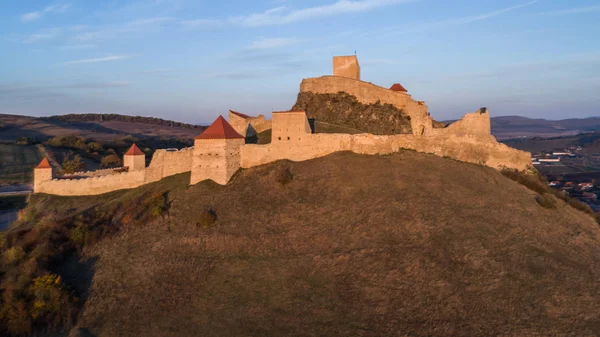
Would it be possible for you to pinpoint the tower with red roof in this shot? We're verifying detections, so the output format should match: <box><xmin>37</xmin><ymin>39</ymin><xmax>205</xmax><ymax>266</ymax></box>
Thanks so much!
<box><xmin>124</xmin><ymin>144</ymin><xmax>146</xmax><ymax>171</ymax></box>
<box><xmin>34</xmin><ymin>158</ymin><xmax>53</xmax><ymax>193</ymax></box>
<box><xmin>191</xmin><ymin>115</ymin><xmax>245</xmax><ymax>185</ymax></box>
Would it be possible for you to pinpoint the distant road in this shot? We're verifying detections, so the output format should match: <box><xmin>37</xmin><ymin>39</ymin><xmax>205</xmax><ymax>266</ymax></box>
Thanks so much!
<box><xmin>0</xmin><ymin>184</ymin><xmax>32</xmax><ymax>196</ymax></box>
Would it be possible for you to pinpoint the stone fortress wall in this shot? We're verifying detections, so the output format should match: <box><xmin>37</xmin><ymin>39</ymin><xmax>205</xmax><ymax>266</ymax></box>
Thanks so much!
<box><xmin>240</xmin><ymin>110</ymin><xmax>530</xmax><ymax>170</ymax></box>
<box><xmin>35</xmin><ymin>169</ymin><xmax>146</xmax><ymax>196</ymax></box>
<box><xmin>228</xmin><ymin>110</ymin><xmax>271</xmax><ymax>138</ymax></box>
<box><xmin>33</xmin><ymin>55</ymin><xmax>532</xmax><ymax>196</ymax></box>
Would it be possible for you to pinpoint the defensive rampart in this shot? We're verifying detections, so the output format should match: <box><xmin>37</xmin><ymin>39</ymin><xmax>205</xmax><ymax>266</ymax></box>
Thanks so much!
<box><xmin>35</xmin><ymin>170</ymin><xmax>146</xmax><ymax>196</ymax></box>
<box><xmin>240</xmin><ymin>132</ymin><xmax>531</xmax><ymax>171</ymax></box>
<box><xmin>145</xmin><ymin>147</ymin><xmax>193</xmax><ymax>183</ymax></box>
<box><xmin>229</xmin><ymin>111</ymin><xmax>272</xmax><ymax>137</ymax></box>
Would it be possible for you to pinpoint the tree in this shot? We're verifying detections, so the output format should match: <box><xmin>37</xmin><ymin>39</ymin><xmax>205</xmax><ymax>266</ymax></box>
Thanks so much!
<box><xmin>101</xmin><ymin>154</ymin><xmax>121</xmax><ymax>168</ymax></box>
<box><xmin>87</xmin><ymin>142</ymin><xmax>103</xmax><ymax>152</ymax></box>
<box><xmin>62</xmin><ymin>155</ymin><xmax>85</xmax><ymax>174</ymax></box>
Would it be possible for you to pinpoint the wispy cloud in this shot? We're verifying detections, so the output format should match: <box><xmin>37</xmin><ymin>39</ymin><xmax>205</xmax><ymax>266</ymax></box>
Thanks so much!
<box><xmin>536</xmin><ymin>5</ymin><xmax>600</xmax><ymax>16</ymax></box>
<box><xmin>60</xmin><ymin>55</ymin><xmax>135</xmax><ymax>66</ymax></box>
<box><xmin>0</xmin><ymin>80</ymin><xmax>130</xmax><ymax>100</ymax></box>
<box><xmin>20</xmin><ymin>3</ymin><xmax>71</xmax><ymax>23</ymax></box>
<box><xmin>249</xmin><ymin>37</ymin><xmax>303</xmax><ymax>49</ymax></box>
<box><xmin>23</xmin><ymin>28</ymin><xmax>62</xmax><ymax>43</ymax></box>
<box><xmin>370</xmin><ymin>0</ymin><xmax>539</xmax><ymax>36</ymax></box>
<box><xmin>72</xmin><ymin>17</ymin><xmax>173</xmax><ymax>42</ymax></box>
<box><xmin>60</xmin><ymin>44</ymin><xmax>97</xmax><ymax>50</ymax></box>
<box><xmin>183</xmin><ymin>0</ymin><xmax>417</xmax><ymax>28</ymax></box>
<box><xmin>62</xmin><ymin>81</ymin><xmax>132</xmax><ymax>89</ymax></box>
<box><xmin>180</xmin><ymin>19</ymin><xmax>222</xmax><ymax>29</ymax></box>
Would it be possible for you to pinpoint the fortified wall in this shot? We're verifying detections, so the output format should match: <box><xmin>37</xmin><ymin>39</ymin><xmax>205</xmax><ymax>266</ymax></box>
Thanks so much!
<box><xmin>239</xmin><ymin>110</ymin><xmax>530</xmax><ymax>170</ymax></box>
<box><xmin>33</xmin><ymin>145</ymin><xmax>194</xmax><ymax>197</ymax></box>
<box><xmin>228</xmin><ymin>110</ymin><xmax>272</xmax><ymax>138</ymax></box>
<box><xmin>33</xmin><ymin>55</ymin><xmax>532</xmax><ymax>196</ymax></box>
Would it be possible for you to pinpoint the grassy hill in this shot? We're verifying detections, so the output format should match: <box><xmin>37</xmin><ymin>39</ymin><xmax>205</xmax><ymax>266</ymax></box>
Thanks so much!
<box><xmin>503</xmin><ymin>131</ymin><xmax>600</xmax><ymax>155</ymax></box>
<box><xmin>0</xmin><ymin>113</ymin><xmax>205</xmax><ymax>143</ymax></box>
<box><xmin>2</xmin><ymin>151</ymin><xmax>600</xmax><ymax>336</ymax></box>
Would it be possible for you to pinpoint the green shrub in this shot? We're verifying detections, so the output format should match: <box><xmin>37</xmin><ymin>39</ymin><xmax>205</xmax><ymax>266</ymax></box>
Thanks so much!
<box><xmin>70</xmin><ymin>224</ymin><xmax>89</xmax><ymax>247</ymax></box>
<box><xmin>62</xmin><ymin>154</ymin><xmax>85</xmax><ymax>174</ymax></box>
<box><xmin>87</xmin><ymin>142</ymin><xmax>103</xmax><ymax>152</ymax></box>
<box><xmin>100</xmin><ymin>154</ymin><xmax>121</xmax><ymax>168</ymax></box>
<box><xmin>3</xmin><ymin>246</ymin><xmax>26</xmax><ymax>265</ymax></box>
<box><xmin>197</xmin><ymin>208</ymin><xmax>217</xmax><ymax>228</ymax></box>
<box><xmin>147</xmin><ymin>193</ymin><xmax>168</xmax><ymax>217</ymax></box>
<box><xmin>536</xmin><ymin>194</ymin><xmax>557</xmax><ymax>209</ymax></box>
<box><xmin>46</xmin><ymin>135</ymin><xmax>87</xmax><ymax>149</ymax></box>
<box><xmin>276</xmin><ymin>167</ymin><xmax>294</xmax><ymax>186</ymax></box>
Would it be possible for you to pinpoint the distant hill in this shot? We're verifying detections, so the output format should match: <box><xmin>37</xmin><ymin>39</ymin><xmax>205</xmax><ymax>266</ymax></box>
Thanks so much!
<box><xmin>4</xmin><ymin>151</ymin><xmax>600</xmax><ymax>336</ymax></box>
<box><xmin>502</xmin><ymin>131</ymin><xmax>600</xmax><ymax>154</ymax></box>
<box><xmin>489</xmin><ymin>116</ymin><xmax>600</xmax><ymax>140</ymax></box>
<box><xmin>0</xmin><ymin>113</ymin><xmax>206</xmax><ymax>143</ymax></box>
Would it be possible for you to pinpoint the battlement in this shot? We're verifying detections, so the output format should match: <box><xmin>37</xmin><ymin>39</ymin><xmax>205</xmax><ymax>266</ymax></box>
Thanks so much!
<box><xmin>33</xmin><ymin>56</ymin><xmax>532</xmax><ymax>196</ymax></box>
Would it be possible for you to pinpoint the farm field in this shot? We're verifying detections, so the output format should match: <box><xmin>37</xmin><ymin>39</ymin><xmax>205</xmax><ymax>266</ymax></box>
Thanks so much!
<box><xmin>0</xmin><ymin>143</ymin><xmax>43</xmax><ymax>184</ymax></box>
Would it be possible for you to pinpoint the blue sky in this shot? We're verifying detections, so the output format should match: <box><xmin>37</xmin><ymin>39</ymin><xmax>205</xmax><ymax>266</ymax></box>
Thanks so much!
<box><xmin>1</xmin><ymin>0</ymin><xmax>599</xmax><ymax>124</ymax></box>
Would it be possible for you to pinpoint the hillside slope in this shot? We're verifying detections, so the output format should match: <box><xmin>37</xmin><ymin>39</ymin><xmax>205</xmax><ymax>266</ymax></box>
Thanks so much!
<box><xmin>56</xmin><ymin>151</ymin><xmax>600</xmax><ymax>337</ymax></box>
<box><xmin>0</xmin><ymin>113</ymin><xmax>204</xmax><ymax>143</ymax></box>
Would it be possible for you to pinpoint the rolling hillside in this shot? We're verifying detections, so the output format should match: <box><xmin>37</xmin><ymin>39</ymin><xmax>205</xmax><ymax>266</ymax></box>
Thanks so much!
<box><xmin>3</xmin><ymin>151</ymin><xmax>599</xmax><ymax>336</ymax></box>
<box><xmin>491</xmin><ymin>116</ymin><xmax>600</xmax><ymax>140</ymax></box>
<box><xmin>0</xmin><ymin>113</ymin><xmax>205</xmax><ymax>143</ymax></box>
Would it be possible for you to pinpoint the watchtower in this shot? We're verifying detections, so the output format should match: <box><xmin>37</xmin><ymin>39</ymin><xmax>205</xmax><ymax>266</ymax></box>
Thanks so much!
<box><xmin>34</xmin><ymin>158</ymin><xmax>53</xmax><ymax>193</ymax></box>
<box><xmin>333</xmin><ymin>55</ymin><xmax>360</xmax><ymax>80</ymax></box>
<box><xmin>191</xmin><ymin>115</ymin><xmax>245</xmax><ymax>185</ymax></box>
<box><xmin>124</xmin><ymin>144</ymin><xmax>146</xmax><ymax>171</ymax></box>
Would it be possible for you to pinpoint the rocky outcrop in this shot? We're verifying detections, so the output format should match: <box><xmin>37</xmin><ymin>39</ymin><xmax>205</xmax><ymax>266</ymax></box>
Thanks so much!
<box><xmin>292</xmin><ymin>91</ymin><xmax>413</xmax><ymax>135</ymax></box>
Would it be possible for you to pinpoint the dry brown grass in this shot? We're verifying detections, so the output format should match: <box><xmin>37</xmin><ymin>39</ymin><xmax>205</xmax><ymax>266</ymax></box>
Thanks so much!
<box><xmin>46</xmin><ymin>151</ymin><xmax>600</xmax><ymax>337</ymax></box>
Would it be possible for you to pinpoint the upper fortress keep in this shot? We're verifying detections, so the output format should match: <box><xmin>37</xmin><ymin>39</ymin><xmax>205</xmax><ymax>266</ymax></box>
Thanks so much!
<box><xmin>33</xmin><ymin>56</ymin><xmax>532</xmax><ymax>196</ymax></box>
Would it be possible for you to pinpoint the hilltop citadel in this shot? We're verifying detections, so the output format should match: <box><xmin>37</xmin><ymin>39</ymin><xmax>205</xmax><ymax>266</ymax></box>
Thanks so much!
<box><xmin>33</xmin><ymin>56</ymin><xmax>532</xmax><ymax>196</ymax></box>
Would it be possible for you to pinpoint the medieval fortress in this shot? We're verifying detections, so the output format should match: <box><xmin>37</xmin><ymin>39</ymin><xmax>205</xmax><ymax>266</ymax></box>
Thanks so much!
<box><xmin>33</xmin><ymin>56</ymin><xmax>532</xmax><ymax>196</ymax></box>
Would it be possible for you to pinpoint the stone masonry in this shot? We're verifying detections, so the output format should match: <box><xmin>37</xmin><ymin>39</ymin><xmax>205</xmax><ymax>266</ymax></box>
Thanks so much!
<box><xmin>33</xmin><ymin>56</ymin><xmax>532</xmax><ymax>196</ymax></box>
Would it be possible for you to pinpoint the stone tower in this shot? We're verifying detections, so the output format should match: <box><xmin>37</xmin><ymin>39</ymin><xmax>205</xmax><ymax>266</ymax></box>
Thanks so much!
<box><xmin>190</xmin><ymin>115</ymin><xmax>245</xmax><ymax>185</ymax></box>
<box><xmin>34</xmin><ymin>158</ymin><xmax>52</xmax><ymax>193</ymax></box>
<box><xmin>333</xmin><ymin>55</ymin><xmax>360</xmax><ymax>80</ymax></box>
<box><xmin>124</xmin><ymin>144</ymin><xmax>146</xmax><ymax>171</ymax></box>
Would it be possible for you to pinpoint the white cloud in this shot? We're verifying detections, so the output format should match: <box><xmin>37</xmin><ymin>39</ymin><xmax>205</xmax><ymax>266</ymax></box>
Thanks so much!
<box><xmin>23</xmin><ymin>28</ymin><xmax>62</xmax><ymax>43</ymax></box>
<box><xmin>60</xmin><ymin>44</ymin><xmax>97</xmax><ymax>50</ymax></box>
<box><xmin>72</xmin><ymin>17</ymin><xmax>173</xmax><ymax>42</ymax></box>
<box><xmin>371</xmin><ymin>0</ymin><xmax>539</xmax><ymax>36</ymax></box>
<box><xmin>536</xmin><ymin>5</ymin><xmax>600</xmax><ymax>16</ymax></box>
<box><xmin>21</xmin><ymin>12</ymin><xmax>42</xmax><ymax>22</ymax></box>
<box><xmin>183</xmin><ymin>0</ymin><xmax>416</xmax><ymax>28</ymax></box>
<box><xmin>249</xmin><ymin>37</ymin><xmax>302</xmax><ymax>49</ymax></box>
<box><xmin>20</xmin><ymin>3</ymin><xmax>71</xmax><ymax>23</ymax></box>
<box><xmin>60</xmin><ymin>55</ymin><xmax>135</xmax><ymax>66</ymax></box>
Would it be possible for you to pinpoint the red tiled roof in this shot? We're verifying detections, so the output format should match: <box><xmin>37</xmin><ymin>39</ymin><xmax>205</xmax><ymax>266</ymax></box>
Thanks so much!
<box><xmin>125</xmin><ymin>143</ymin><xmax>144</xmax><ymax>156</ymax></box>
<box><xmin>390</xmin><ymin>83</ymin><xmax>407</xmax><ymax>92</ymax></box>
<box><xmin>229</xmin><ymin>110</ymin><xmax>251</xmax><ymax>119</ymax></box>
<box><xmin>36</xmin><ymin>158</ymin><xmax>52</xmax><ymax>169</ymax></box>
<box><xmin>195</xmin><ymin>115</ymin><xmax>244</xmax><ymax>140</ymax></box>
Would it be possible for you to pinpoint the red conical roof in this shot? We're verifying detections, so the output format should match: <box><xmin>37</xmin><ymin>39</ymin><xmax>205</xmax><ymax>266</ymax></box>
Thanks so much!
<box><xmin>125</xmin><ymin>143</ymin><xmax>144</xmax><ymax>156</ymax></box>
<box><xmin>195</xmin><ymin>115</ymin><xmax>244</xmax><ymax>140</ymax></box>
<box><xmin>390</xmin><ymin>83</ymin><xmax>407</xmax><ymax>92</ymax></box>
<box><xmin>36</xmin><ymin>158</ymin><xmax>52</xmax><ymax>169</ymax></box>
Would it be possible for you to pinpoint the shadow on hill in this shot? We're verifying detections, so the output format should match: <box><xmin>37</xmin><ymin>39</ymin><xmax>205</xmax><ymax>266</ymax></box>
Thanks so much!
<box><xmin>57</xmin><ymin>255</ymin><xmax>99</xmax><ymax>304</ymax></box>
<box><xmin>0</xmin><ymin>123</ymin><xmax>53</xmax><ymax>142</ymax></box>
